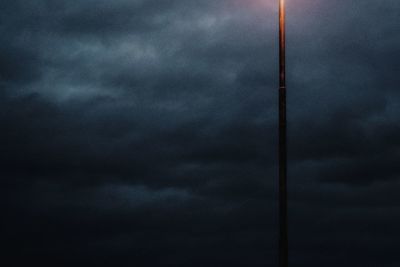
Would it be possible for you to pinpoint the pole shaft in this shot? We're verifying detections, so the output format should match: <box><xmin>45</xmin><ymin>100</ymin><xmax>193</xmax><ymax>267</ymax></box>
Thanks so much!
<box><xmin>279</xmin><ymin>0</ymin><xmax>288</xmax><ymax>267</ymax></box>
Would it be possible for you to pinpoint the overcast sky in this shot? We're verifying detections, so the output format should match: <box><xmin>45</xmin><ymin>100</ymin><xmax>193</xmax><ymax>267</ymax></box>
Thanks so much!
<box><xmin>1</xmin><ymin>0</ymin><xmax>400</xmax><ymax>266</ymax></box>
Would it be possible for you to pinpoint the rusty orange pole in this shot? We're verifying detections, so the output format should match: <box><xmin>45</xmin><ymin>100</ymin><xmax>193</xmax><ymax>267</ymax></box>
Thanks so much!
<box><xmin>278</xmin><ymin>0</ymin><xmax>288</xmax><ymax>266</ymax></box>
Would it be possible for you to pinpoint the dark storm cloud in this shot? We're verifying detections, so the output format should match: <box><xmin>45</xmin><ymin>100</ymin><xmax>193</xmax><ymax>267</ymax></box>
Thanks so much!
<box><xmin>1</xmin><ymin>0</ymin><xmax>400</xmax><ymax>266</ymax></box>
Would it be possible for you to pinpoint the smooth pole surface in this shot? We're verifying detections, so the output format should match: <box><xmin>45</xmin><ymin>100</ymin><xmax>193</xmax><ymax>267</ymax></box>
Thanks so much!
<box><xmin>279</xmin><ymin>0</ymin><xmax>288</xmax><ymax>266</ymax></box>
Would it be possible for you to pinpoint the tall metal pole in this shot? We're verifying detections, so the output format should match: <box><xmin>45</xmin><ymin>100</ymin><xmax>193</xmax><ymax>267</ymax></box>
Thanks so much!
<box><xmin>278</xmin><ymin>0</ymin><xmax>288</xmax><ymax>266</ymax></box>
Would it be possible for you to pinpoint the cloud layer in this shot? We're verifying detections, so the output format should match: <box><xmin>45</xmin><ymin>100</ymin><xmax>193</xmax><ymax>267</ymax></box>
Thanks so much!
<box><xmin>1</xmin><ymin>0</ymin><xmax>400</xmax><ymax>266</ymax></box>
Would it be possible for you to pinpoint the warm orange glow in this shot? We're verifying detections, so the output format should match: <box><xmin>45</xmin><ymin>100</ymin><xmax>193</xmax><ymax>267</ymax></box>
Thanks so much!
<box><xmin>279</xmin><ymin>0</ymin><xmax>285</xmax><ymax>32</ymax></box>
<box><xmin>280</xmin><ymin>0</ymin><xmax>285</xmax><ymax>17</ymax></box>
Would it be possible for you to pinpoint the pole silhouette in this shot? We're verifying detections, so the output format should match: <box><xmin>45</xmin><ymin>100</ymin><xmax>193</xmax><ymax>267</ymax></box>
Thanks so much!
<box><xmin>278</xmin><ymin>0</ymin><xmax>288</xmax><ymax>266</ymax></box>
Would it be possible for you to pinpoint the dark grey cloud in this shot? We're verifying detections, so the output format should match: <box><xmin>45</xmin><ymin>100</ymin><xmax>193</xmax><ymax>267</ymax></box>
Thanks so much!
<box><xmin>1</xmin><ymin>0</ymin><xmax>399</xmax><ymax>266</ymax></box>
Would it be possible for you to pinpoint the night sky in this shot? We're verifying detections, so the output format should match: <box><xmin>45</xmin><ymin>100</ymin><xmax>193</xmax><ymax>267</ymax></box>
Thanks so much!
<box><xmin>1</xmin><ymin>0</ymin><xmax>400</xmax><ymax>266</ymax></box>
